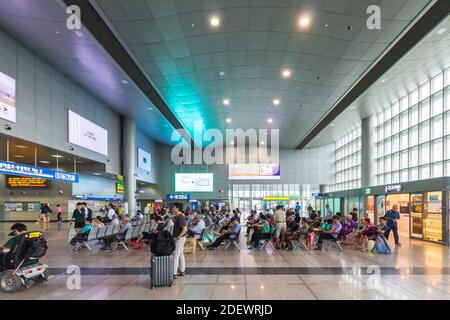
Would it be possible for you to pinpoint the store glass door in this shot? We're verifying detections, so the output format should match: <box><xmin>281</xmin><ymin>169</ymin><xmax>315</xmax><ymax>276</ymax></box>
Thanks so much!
<box><xmin>410</xmin><ymin>193</ymin><xmax>423</xmax><ymax>239</ymax></box>
<box><xmin>423</xmin><ymin>191</ymin><xmax>443</xmax><ymax>243</ymax></box>
<box><xmin>386</xmin><ymin>194</ymin><xmax>410</xmax><ymax>238</ymax></box>
<box><xmin>376</xmin><ymin>195</ymin><xmax>385</xmax><ymax>223</ymax></box>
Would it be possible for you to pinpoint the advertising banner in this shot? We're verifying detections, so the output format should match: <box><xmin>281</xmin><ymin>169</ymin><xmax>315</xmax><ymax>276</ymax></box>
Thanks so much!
<box><xmin>228</xmin><ymin>163</ymin><xmax>280</xmax><ymax>180</ymax></box>
<box><xmin>0</xmin><ymin>160</ymin><xmax>79</xmax><ymax>183</ymax></box>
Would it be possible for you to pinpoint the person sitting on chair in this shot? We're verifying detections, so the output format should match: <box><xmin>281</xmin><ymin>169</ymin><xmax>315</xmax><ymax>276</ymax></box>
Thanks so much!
<box><xmin>186</xmin><ymin>215</ymin><xmax>205</xmax><ymax>239</ymax></box>
<box><xmin>101</xmin><ymin>217</ymin><xmax>132</xmax><ymax>252</ymax></box>
<box><xmin>314</xmin><ymin>215</ymin><xmax>342</xmax><ymax>250</ymax></box>
<box><xmin>207</xmin><ymin>219</ymin><xmax>240</xmax><ymax>250</ymax></box>
<box><xmin>249</xmin><ymin>215</ymin><xmax>271</xmax><ymax>249</ymax></box>
<box><xmin>70</xmin><ymin>219</ymin><xmax>92</xmax><ymax>246</ymax></box>
<box><xmin>283</xmin><ymin>214</ymin><xmax>299</xmax><ymax>249</ymax></box>
<box><xmin>0</xmin><ymin>223</ymin><xmax>28</xmax><ymax>271</ymax></box>
<box><xmin>286</xmin><ymin>217</ymin><xmax>309</xmax><ymax>250</ymax></box>
<box><xmin>133</xmin><ymin>215</ymin><xmax>165</xmax><ymax>251</ymax></box>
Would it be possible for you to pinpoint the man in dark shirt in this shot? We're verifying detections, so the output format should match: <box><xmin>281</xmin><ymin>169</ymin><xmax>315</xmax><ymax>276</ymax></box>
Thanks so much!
<box><xmin>0</xmin><ymin>223</ymin><xmax>28</xmax><ymax>271</ymax></box>
<box><xmin>172</xmin><ymin>203</ymin><xmax>187</xmax><ymax>279</ymax></box>
<box><xmin>72</xmin><ymin>202</ymin><xmax>85</xmax><ymax>229</ymax></box>
<box><xmin>384</xmin><ymin>205</ymin><xmax>401</xmax><ymax>246</ymax></box>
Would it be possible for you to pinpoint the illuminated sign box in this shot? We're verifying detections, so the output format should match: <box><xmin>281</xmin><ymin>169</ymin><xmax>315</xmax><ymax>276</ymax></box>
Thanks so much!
<box><xmin>228</xmin><ymin>163</ymin><xmax>280</xmax><ymax>180</ymax></box>
<box><xmin>6</xmin><ymin>176</ymin><xmax>49</xmax><ymax>188</ymax></box>
<box><xmin>116</xmin><ymin>183</ymin><xmax>124</xmax><ymax>194</ymax></box>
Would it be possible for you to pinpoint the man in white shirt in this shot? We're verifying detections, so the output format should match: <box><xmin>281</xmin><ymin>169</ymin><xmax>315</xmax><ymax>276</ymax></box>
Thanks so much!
<box><xmin>164</xmin><ymin>215</ymin><xmax>174</xmax><ymax>235</ymax></box>
<box><xmin>325</xmin><ymin>204</ymin><xmax>333</xmax><ymax>221</ymax></box>
<box><xmin>273</xmin><ymin>205</ymin><xmax>287</xmax><ymax>249</ymax></box>
<box><xmin>187</xmin><ymin>215</ymin><xmax>205</xmax><ymax>239</ymax></box>
<box><xmin>107</xmin><ymin>205</ymin><xmax>116</xmax><ymax>222</ymax></box>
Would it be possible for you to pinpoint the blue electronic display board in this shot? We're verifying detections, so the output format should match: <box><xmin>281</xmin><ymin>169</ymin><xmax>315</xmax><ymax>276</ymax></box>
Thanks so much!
<box><xmin>0</xmin><ymin>160</ymin><xmax>79</xmax><ymax>183</ymax></box>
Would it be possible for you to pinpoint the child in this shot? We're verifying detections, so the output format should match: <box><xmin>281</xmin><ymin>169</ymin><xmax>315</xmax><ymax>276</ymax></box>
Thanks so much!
<box><xmin>57</xmin><ymin>204</ymin><xmax>63</xmax><ymax>223</ymax></box>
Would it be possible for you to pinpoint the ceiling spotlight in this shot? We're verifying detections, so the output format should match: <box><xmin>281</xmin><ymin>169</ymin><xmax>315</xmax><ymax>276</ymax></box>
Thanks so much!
<box><xmin>13</xmin><ymin>155</ymin><xmax>24</xmax><ymax>158</ymax></box>
<box><xmin>191</xmin><ymin>23</ymin><xmax>196</xmax><ymax>28</ymax></box>
<box><xmin>281</xmin><ymin>69</ymin><xmax>291</xmax><ymax>78</ymax></box>
<box><xmin>148</xmin><ymin>107</ymin><xmax>153</xmax><ymax>111</ymax></box>
<box><xmin>51</xmin><ymin>154</ymin><xmax>64</xmax><ymax>158</ymax></box>
<box><xmin>210</xmin><ymin>16</ymin><xmax>220</xmax><ymax>27</ymax></box>
<box><xmin>55</xmin><ymin>30</ymin><xmax>60</xmax><ymax>34</ymax></box>
<box><xmin>219</xmin><ymin>71</ymin><xmax>226</xmax><ymax>76</ymax></box>
<box><xmin>267</xmin><ymin>118</ymin><xmax>273</xmax><ymax>123</ymax></box>
<box><xmin>381</xmin><ymin>78</ymin><xmax>388</xmax><ymax>83</ymax></box>
<box><xmin>39</xmin><ymin>160</ymin><xmax>51</xmax><ymax>164</ymax></box>
<box><xmin>324</xmin><ymin>23</ymin><xmax>329</xmax><ymax>28</ymax></box>
<box><xmin>437</xmin><ymin>28</ymin><xmax>446</xmax><ymax>35</ymax></box>
<box><xmin>298</xmin><ymin>15</ymin><xmax>311</xmax><ymax>27</ymax></box>
<box><xmin>260</xmin><ymin>141</ymin><xmax>265</xmax><ymax>145</ymax></box>
<box><xmin>230</xmin><ymin>141</ymin><xmax>234</xmax><ymax>145</ymax></box>
<box><xmin>93</xmin><ymin>173</ymin><xmax>101</xmax><ymax>176</ymax></box>
<box><xmin>273</xmin><ymin>99</ymin><xmax>280</xmax><ymax>106</ymax></box>
<box><xmin>226</xmin><ymin>118</ymin><xmax>232</xmax><ymax>123</ymax></box>
<box><xmin>121</xmin><ymin>79</ymin><xmax>129</xmax><ymax>84</ymax></box>
<box><xmin>223</xmin><ymin>99</ymin><xmax>230</xmax><ymax>106</ymax></box>
<box><xmin>345</xmin><ymin>26</ymin><xmax>352</xmax><ymax>32</ymax></box>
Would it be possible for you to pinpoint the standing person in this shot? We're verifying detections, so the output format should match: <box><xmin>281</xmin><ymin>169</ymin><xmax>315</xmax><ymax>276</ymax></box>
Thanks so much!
<box><xmin>72</xmin><ymin>202</ymin><xmax>85</xmax><ymax>231</ymax></box>
<box><xmin>56</xmin><ymin>204</ymin><xmax>63</xmax><ymax>223</ymax></box>
<box><xmin>273</xmin><ymin>205</ymin><xmax>287</xmax><ymax>249</ymax></box>
<box><xmin>172</xmin><ymin>203</ymin><xmax>187</xmax><ymax>279</ymax></box>
<box><xmin>307</xmin><ymin>204</ymin><xmax>313</xmax><ymax>215</ymax></box>
<box><xmin>325</xmin><ymin>204</ymin><xmax>333</xmax><ymax>221</ymax></box>
<box><xmin>106</xmin><ymin>204</ymin><xmax>116</xmax><ymax>222</ymax></box>
<box><xmin>350</xmin><ymin>208</ymin><xmax>358</xmax><ymax>222</ymax></box>
<box><xmin>384</xmin><ymin>205</ymin><xmax>401</xmax><ymax>246</ymax></box>
<box><xmin>295</xmin><ymin>202</ymin><xmax>301</xmax><ymax>217</ymax></box>
<box><xmin>83</xmin><ymin>202</ymin><xmax>93</xmax><ymax>223</ymax></box>
<box><xmin>39</xmin><ymin>203</ymin><xmax>52</xmax><ymax>224</ymax></box>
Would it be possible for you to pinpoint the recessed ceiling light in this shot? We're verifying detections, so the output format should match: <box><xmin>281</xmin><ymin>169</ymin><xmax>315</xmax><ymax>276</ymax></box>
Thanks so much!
<box><xmin>226</xmin><ymin>118</ymin><xmax>232</xmax><ymax>123</ymax></box>
<box><xmin>324</xmin><ymin>23</ymin><xmax>329</xmax><ymax>28</ymax></box>
<box><xmin>13</xmin><ymin>155</ymin><xmax>24</xmax><ymax>158</ymax></box>
<box><xmin>350</xmin><ymin>106</ymin><xmax>356</xmax><ymax>110</ymax></box>
<box><xmin>121</xmin><ymin>79</ymin><xmax>129</xmax><ymax>84</ymax></box>
<box><xmin>298</xmin><ymin>15</ymin><xmax>311</xmax><ymax>27</ymax></box>
<box><xmin>267</xmin><ymin>118</ymin><xmax>273</xmax><ymax>123</ymax></box>
<box><xmin>223</xmin><ymin>99</ymin><xmax>230</xmax><ymax>106</ymax></box>
<box><xmin>51</xmin><ymin>154</ymin><xmax>64</xmax><ymax>158</ymax></box>
<box><xmin>55</xmin><ymin>30</ymin><xmax>60</xmax><ymax>34</ymax></box>
<box><xmin>191</xmin><ymin>23</ymin><xmax>196</xmax><ymax>28</ymax></box>
<box><xmin>148</xmin><ymin>107</ymin><xmax>153</xmax><ymax>111</ymax></box>
<box><xmin>281</xmin><ymin>69</ymin><xmax>291</xmax><ymax>78</ymax></box>
<box><xmin>230</xmin><ymin>141</ymin><xmax>234</xmax><ymax>145</ymax></box>
<box><xmin>260</xmin><ymin>141</ymin><xmax>265</xmax><ymax>145</ymax></box>
<box><xmin>381</xmin><ymin>78</ymin><xmax>388</xmax><ymax>83</ymax></box>
<box><xmin>273</xmin><ymin>99</ymin><xmax>280</xmax><ymax>106</ymax></box>
<box><xmin>39</xmin><ymin>160</ymin><xmax>51</xmax><ymax>164</ymax></box>
<box><xmin>210</xmin><ymin>16</ymin><xmax>220</xmax><ymax>27</ymax></box>
<box><xmin>219</xmin><ymin>71</ymin><xmax>226</xmax><ymax>76</ymax></box>
<box><xmin>14</xmin><ymin>145</ymin><xmax>28</xmax><ymax>149</ymax></box>
<box><xmin>93</xmin><ymin>173</ymin><xmax>101</xmax><ymax>176</ymax></box>
<box><xmin>437</xmin><ymin>28</ymin><xmax>446</xmax><ymax>35</ymax></box>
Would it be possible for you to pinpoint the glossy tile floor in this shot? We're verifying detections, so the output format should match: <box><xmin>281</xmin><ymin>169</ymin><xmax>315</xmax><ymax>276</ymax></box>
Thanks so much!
<box><xmin>1</xmin><ymin>222</ymin><xmax>450</xmax><ymax>300</ymax></box>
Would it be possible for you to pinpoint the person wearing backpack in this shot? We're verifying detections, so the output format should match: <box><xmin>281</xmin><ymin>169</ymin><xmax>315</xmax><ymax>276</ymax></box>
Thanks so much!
<box><xmin>172</xmin><ymin>203</ymin><xmax>188</xmax><ymax>279</ymax></box>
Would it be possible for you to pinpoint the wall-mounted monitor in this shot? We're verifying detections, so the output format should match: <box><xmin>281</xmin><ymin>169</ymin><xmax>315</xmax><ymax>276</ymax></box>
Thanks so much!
<box><xmin>6</xmin><ymin>175</ymin><xmax>49</xmax><ymax>188</ymax></box>
<box><xmin>137</xmin><ymin>148</ymin><xmax>151</xmax><ymax>172</ymax></box>
<box><xmin>228</xmin><ymin>163</ymin><xmax>280</xmax><ymax>180</ymax></box>
<box><xmin>0</xmin><ymin>70</ymin><xmax>16</xmax><ymax>123</ymax></box>
<box><xmin>68</xmin><ymin>110</ymin><xmax>108</xmax><ymax>156</ymax></box>
<box><xmin>175</xmin><ymin>173</ymin><xmax>213</xmax><ymax>192</ymax></box>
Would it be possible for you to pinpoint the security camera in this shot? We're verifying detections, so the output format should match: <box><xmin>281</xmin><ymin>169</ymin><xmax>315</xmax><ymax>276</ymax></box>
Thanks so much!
<box><xmin>20</xmin><ymin>191</ymin><xmax>26</xmax><ymax>195</ymax></box>
<box><xmin>106</xmin><ymin>159</ymin><xmax>110</xmax><ymax>163</ymax></box>
<box><xmin>58</xmin><ymin>190</ymin><xmax>64</xmax><ymax>195</ymax></box>
<box><xmin>69</xmin><ymin>146</ymin><xmax>74</xmax><ymax>151</ymax></box>
<box><xmin>4</xmin><ymin>124</ymin><xmax>11</xmax><ymax>131</ymax></box>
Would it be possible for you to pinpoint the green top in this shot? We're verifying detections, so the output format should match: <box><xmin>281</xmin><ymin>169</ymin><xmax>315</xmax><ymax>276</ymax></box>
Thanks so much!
<box><xmin>260</xmin><ymin>221</ymin><xmax>270</xmax><ymax>233</ymax></box>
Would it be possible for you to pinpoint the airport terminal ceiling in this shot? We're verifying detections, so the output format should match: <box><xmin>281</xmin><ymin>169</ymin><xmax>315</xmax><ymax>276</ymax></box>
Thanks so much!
<box><xmin>0</xmin><ymin>0</ymin><xmax>443</xmax><ymax>149</ymax></box>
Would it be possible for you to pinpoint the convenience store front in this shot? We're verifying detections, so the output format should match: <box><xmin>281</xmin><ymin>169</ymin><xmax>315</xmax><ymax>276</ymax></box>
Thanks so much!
<box><xmin>327</xmin><ymin>177</ymin><xmax>450</xmax><ymax>245</ymax></box>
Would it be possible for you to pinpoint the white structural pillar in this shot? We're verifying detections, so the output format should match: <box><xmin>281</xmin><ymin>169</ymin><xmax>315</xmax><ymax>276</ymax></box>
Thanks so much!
<box><xmin>123</xmin><ymin>117</ymin><xmax>136</xmax><ymax>216</ymax></box>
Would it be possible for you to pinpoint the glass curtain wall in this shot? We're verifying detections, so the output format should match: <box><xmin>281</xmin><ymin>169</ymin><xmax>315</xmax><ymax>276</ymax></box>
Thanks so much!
<box><xmin>327</xmin><ymin>126</ymin><xmax>362</xmax><ymax>192</ymax></box>
<box><xmin>375</xmin><ymin>68</ymin><xmax>450</xmax><ymax>184</ymax></box>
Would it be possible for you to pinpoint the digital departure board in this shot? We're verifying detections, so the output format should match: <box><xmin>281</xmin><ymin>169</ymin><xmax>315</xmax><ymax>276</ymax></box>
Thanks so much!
<box><xmin>6</xmin><ymin>175</ymin><xmax>49</xmax><ymax>188</ymax></box>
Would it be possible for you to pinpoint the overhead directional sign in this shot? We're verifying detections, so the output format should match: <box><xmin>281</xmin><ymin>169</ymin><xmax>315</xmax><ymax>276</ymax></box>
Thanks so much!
<box><xmin>0</xmin><ymin>160</ymin><xmax>79</xmax><ymax>183</ymax></box>
<box><xmin>166</xmin><ymin>193</ymin><xmax>190</xmax><ymax>201</ymax></box>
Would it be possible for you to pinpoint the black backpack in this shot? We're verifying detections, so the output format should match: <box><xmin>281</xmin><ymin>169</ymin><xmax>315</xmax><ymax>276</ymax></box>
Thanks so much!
<box><xmin>24</xmin><ymin>236</ymin><xmax>48</xmax><ymax>259</ymax></box>
<box><xmin>150</xmin><ymin>230</ymin><xmax>175</xmax><ymax>256</ymax></box>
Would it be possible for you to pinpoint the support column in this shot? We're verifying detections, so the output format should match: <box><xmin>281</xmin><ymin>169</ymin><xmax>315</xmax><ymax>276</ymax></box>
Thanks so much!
<box><xmin>123</xmin><ymin>117</ymin><xmax>136</xmax><ymax>216</ymax></box>
<box><xmin>361</xmin><ymin>116</ymin><xmax>376</xmax><ymax>187</ymax></box>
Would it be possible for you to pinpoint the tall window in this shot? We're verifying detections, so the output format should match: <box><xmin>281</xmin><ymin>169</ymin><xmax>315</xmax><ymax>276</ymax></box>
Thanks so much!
<box><xmin>375</xmin><ymin>68</ymin><xmax>450</xmax><ymax>184</ymax></box>
<box><xmin>328</xmin><ymin>126</ymin><xmax>362</xmax><ymax>192</ymax></box>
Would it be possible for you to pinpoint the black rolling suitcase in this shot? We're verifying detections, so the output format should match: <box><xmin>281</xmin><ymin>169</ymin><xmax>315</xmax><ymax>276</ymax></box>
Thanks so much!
<box><xmin>150</xmin><ymin>255</ymin><xmax>174</xmax><ymax>289</ymax></box>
